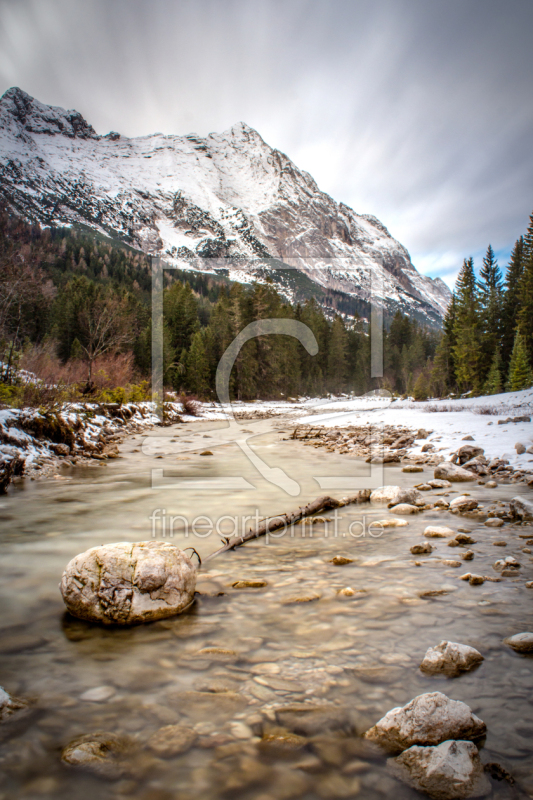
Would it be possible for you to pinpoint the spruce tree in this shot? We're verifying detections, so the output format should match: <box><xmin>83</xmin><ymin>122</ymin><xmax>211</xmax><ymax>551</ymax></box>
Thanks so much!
<box><xmin>501</xmin><ymin>237</ymin><xmax>524</xmax><ymax>367</ymax></box>
<box><xmin>478</xmin><ymin>244</ymin><xmax>502</xmax><ymax>383</ymax></box>
<box><xmin>452</xmin><ymin>258</ymin><xmax>482</xmax><ymax>393</ymax></box>
<box><xmin>186</xmin><ymin>331</ymin><xmax>210</xmax><ymax>397</ymax></box>
<box><xmin>506</xmin><ymin>331</ymin><xmax>533</xmax><ymax>391</ymax></box>
<box><xmin>482</xmin><ymin>349</ymin><xmax>502</xmax><ymax>395</ymax></box>
<box><xmin>327</xmin><ymin>316</ymin><xmax>348</xmax><ymax>394</ymax></box>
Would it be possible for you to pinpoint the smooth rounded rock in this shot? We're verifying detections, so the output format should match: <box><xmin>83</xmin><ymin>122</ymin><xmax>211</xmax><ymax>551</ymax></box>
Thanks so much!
<box><xmin>434</xmin><ymin>463</ymin><xmax>476</xmax><ymax>482</ymax></box>
<box><xmin>420</xmin><ymin>641</ymin><xmax>484</xmax><ymax>677</ymax></box>
<box><xmin>450</xmin><ymin>496</ymin><xmax>478</xmax><ymax>513</ymax></box>
<box><xmin>504</xmin><ymin>632</ymin><xmax>533</xmax><ymax>653</ymax></box>
<box><xmin>147</xmin><ymin>724</ymin><xmax>197</xmax><ymax>757</ymax></box>
<box><xmin>373</xmin><ymin>518</ymin><xmax>408</xmax><ymax>528</ymax></box>
<box><xmin>61</xmin><ymin>732</ymin><xmax>135</xmax><ymax>779</ymax></box>
<box><xmin>389</xmin><ymin>504</ymin><xmax>420</xmax><ymax>515</ymax></box>
<box><xmin>60</xmin><ymin>541</ymin><xmax>197</xmax><ymax>625</ymax></box>
<box><xmin>485</xmin><ymin>518</ymin><xmax>504</xmax><ymax>528</ymax></box>
<box><xmin>411</xmin><ymin>543</ymin><xmax>433</xmax><ymax>555</ymax></box>
<box><xmin>364</xmin><ymin>692</ymin><xmax>486</xmax><ymax>754</ymax></box>
<box><xmin>424</xmin><ymin>526</ymin><xmax>455</xmax><ymax>539</ymax></box>
<box><xmin>388</xmin><ymin>740</ymin><xmax>490</xmax><ymax>800</ymax></box>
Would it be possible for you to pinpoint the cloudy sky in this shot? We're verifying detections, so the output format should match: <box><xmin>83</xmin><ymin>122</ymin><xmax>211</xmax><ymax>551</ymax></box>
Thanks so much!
<box><xmin>1</xmin><ymin>0</ymin><xmax>532</xmax><ymax>288</ymax></box>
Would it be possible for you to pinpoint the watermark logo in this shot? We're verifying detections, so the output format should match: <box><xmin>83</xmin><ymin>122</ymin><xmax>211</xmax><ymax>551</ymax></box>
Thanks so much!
<box><xmin>148</xmin><ymin>257</ymin><xmax>391</xmax><ymax>496</ymax></box>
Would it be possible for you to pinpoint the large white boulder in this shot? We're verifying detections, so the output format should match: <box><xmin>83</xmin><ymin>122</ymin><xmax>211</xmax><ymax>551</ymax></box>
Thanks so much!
<box><xmin>364</xmin><ymin>692</ymin><xmax>486</xmax><ymax>754</ymax></box>
<box><xmin>420</xmin><ymin>642</ymin><xmax>484</xmax><ymax>677</ymax></box>
<box><xmin>388</xmin><ymin>740</ymin><xmax>491</xmax><ymax>800</ymax></box>
<box><xmin>60</xmin><ymin>541</ymin><xmax>197</xmax><ymax>625</ymax></box>
<box><xmin>434</xmin><ymin>463</ymin><xmax>476</xmax><ymax>482</ymax></box>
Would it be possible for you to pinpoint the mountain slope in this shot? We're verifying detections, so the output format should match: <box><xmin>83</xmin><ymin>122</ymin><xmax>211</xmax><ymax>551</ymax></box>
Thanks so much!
<box><xmin>0</xmin><ymin>87</ymin><xmax>451</xmax><ymax>325</ymax></box>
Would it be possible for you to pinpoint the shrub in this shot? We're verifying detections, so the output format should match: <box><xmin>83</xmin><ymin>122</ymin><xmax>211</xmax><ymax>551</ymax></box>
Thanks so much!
<box><xmin>179</xmin><ymin>393</ymin><xmax>200</xmax><ymax>416</ymax></box>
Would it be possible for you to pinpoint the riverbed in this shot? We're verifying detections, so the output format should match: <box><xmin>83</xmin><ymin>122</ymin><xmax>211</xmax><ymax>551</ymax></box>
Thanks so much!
<box><xmin>0</xmin><ymin>416</ymin><xmax>532</xmax><ymax>799</ymax></box>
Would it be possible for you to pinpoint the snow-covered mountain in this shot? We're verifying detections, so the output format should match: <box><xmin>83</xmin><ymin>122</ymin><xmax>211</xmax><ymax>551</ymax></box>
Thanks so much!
<box><xmin>0</xmin><ymin>87</ymin><xmax>451</xmax><ymax>324</ymax></box>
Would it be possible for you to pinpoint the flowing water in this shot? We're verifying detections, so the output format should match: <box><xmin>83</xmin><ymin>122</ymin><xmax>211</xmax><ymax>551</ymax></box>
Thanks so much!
<box><xmin>0</xmin><ymin>417</ymin><xmax>532</xmax><ymax>799</ymax></box>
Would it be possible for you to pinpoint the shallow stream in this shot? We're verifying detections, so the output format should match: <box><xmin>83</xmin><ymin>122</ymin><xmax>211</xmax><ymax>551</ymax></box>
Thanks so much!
<box><xmin>0</xmin><ymin>417</ymin><xmax>532</xmax><ymax>799</ymax></box>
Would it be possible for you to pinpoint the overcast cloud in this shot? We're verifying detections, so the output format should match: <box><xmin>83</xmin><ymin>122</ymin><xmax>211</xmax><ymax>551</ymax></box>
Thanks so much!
<box><xmin>1</xmin><ymin>0</ymin><xmax>532</xmax><ymax>288</ymax></box>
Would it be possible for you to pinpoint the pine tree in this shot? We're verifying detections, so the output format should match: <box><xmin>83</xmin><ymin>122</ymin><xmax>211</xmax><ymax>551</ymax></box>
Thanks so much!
<box><xmin>413</xmin><ymin>369</ymin><xmax>429</xmax><ymax>401</ymax></box>
<box><xmin>452</xmin><ymin>258</ymin><xmax>482</xmax><ymax>392</ymax></box>
<box><xmin>482</xmin><ymin>349</ymin><xmax>502</xmax><ymax>395</ymax></box>
<box><xmin>501</xmin><ymin>237</ymin><xmax>524</xmax><ymax>367</ymax></box>
<box><xmin>506</xmin><ymin>331</ymin><xmax>533</xmax><ymax>391</ymax></box>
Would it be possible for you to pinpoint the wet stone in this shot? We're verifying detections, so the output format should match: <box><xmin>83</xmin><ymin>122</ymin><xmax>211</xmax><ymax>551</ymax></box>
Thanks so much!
<box><xmin>147</xmin><ymin>724</ymin><xmax>197</xmax><ymax>757</ymax></box>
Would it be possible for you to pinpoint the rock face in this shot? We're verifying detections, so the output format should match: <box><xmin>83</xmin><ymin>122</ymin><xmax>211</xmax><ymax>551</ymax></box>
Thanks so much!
<box><xmin>60</xmin><ymin>541</ymin><xmax>197</xmax><ymax>625</ymax></box>
<box><xmin>504</xmin><ymin>632</ymin><xmax>533</xmax><ymax>653</ymax></box>
<box><xmin>434</xmin><ymin>464</ymin><xmax>476</xmax><ymax>482</ymax></box>
<box><xmin>388</xmin><ymin>740</ymin><xmax>491</xmax><ymax>800</ymax></box>
<box><xmin>510</xmin><ymin>496</ymin><xmax>533</xmax><ymax>520</ymax></box>
<box><xmin>420</xmin><ymin>642</ymin><xmax>484</xmax><ymax>677</ymax></box>
<box><xmin>0</xmin><ymin>87</ymin><xmax>452</xmax><ymax>326</ymax></box>
<box><xmin>364</xmin><ymin>692</ymin><xmax>486</xmax><ymax>754</ymax></box>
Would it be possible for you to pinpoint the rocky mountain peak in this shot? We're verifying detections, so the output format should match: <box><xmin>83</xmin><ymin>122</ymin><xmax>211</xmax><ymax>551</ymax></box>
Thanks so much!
<box><xmin>0</xmin><ymin>88</ymin><xmax>452</xmax><ymax>326</ymax></box>
<box><xmin>0</xmin><ymin>87</ymin><xmax>99</xmax><ymax>141</ymax></box>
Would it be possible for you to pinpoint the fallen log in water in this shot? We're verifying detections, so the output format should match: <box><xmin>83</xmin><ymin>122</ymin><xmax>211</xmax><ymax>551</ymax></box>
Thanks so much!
<box><xmin>203</xmin><ymin>490</ymin><xmax>371</xmax><ymax>563</ymax></box>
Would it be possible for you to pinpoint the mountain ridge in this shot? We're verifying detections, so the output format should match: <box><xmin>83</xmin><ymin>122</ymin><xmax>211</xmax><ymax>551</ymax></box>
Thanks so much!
<box><xmin>0</xmin><ymin>86</ymin><xmax>451</xmax><ymax>325</ymax></box>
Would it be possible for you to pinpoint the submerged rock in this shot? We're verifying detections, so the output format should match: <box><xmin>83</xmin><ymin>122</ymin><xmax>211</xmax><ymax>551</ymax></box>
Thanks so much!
<box><xmin>420</xmin><ymin>641</ymin><xmax>484</xmax><ymax>677</ymax></box>
<box><xmin>61</xmin><ymin>732</ymin><xmax>135</xmax><ymax>779</ymax></box>
<box><xmin>388</xmin><ymin>740</ymin><xmax>490</xmax><ymax>800</ymax></box>
<box><xmin>434</xmin><ymin>464</ymin><xmax>476</xmax><ymax>482</ymax></box>
<box><xmin>147</xmin><ymin>724</ymin><xmax>197</xmax><ymax>757</ymax></box>
<box><xmin>504</xmin><ymin>632</ymin><xmax>533</xmax><ymax>653</ymax></box>
<box><xmin>0</xmin><ymin>685</ymin><xmax>28</xmax><ymax>723</ymax></box>
<box><xmin>364</xmin><ymin>692</ymin><xmax>486</xmax><ymax>754</ymax></box>
<box><xmin>60</xmin><ymin>541</ymin><xmax>197</xmax><ymax>625</ymax></box>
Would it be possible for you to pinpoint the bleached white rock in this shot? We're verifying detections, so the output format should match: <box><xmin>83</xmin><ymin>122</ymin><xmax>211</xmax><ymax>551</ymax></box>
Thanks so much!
<box><xmin>370</xmin><ymin>486</ymin><xmax>422</xmax><ymax>506</ymax></box>
<box><xmin>60</xmin><ymin>541</ymin><xmax>197</xmax><ymax>625</ymax></box>
<box><xmin>420</xmin><ymin>641</ymin><xmax>484</xmax><ymax>676</ymax></box>
<box><xmin>364</xmin><ymin>692</ymin><xmax>486</xmax><ymax>754</ymax></box>
<box><xmin>388</xmin><ymin>740</ymin><xmax>491</xmax><ymax>800</ymax></box>
<box><xmin>434</xmin><ymin>463</ymin><xmax>476</xmax><ymax>482</ymax></box>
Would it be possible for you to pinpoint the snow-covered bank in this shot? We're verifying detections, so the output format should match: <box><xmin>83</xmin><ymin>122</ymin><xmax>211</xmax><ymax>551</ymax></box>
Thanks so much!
<box><xmin>0</xmin><ymin>401</ymin><xmax>184</xmax><ymax>489</ymax></box>
<box><xmin>298</xmin><ymin>389</ymin><xmax>533</xmax><ymax>471</ymax></box>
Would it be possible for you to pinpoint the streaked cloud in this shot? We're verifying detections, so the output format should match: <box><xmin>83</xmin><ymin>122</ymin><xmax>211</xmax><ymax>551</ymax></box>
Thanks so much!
<box><xmin>0</xmin><ymin>0</ymin><xmax>532</xmax><ymax>290</ymax></box>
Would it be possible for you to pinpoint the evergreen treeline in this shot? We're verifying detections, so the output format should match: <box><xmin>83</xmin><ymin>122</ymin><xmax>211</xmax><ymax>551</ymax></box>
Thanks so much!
<box><xmin>430</xmin><ymin>210</ymin><xmax>533</xmax><ymax>396</ymax></box>
<box><xmin>0</xmin><ymin>204</ymin><xmax>438</xmax><ymax>399</ymax></box>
